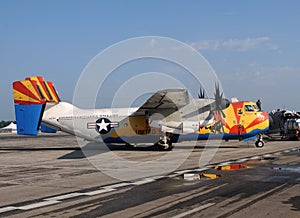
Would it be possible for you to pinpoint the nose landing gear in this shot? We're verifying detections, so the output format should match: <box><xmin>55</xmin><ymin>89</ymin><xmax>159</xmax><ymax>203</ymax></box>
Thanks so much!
<box><xmin>255</xmin><ymin>134</ymin><xmax>265</xmax><ymax>148</ymax></box>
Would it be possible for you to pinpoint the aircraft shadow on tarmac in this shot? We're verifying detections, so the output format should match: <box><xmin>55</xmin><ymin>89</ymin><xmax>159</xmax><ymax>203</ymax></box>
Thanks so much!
<box><xmin>0</xmin><ymin>147</ymin><xmax>79</xmax><ymax>151</ymax></box>
<box><xmin>283</xmin><ymin>196</ymin><xmax>300</xmax><ymax>212</ymax></box>
<box><xmin>58</xmin><ymin>143</ymin><xmax>166</xmax><ymax>159</ymax></box>
<box><xmin>58</xmin><ymin>142</ymin><xmax>241</xmax><ymax>159</ymax></box>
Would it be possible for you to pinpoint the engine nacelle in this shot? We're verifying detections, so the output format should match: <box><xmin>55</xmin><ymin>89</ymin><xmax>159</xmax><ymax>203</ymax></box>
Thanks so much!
<box><xmin>153</xmin><ymin>121</ymin><xmax>200</xmax><ymax>134</ymax></box>
<box><xmin>284</xmin><ymin>120</ymin><xmax>299</xmax><ymax>131</ymax></box>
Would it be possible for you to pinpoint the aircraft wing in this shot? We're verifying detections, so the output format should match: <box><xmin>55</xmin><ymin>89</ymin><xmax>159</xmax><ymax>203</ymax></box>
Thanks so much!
<box><xmin>130</xmin><ymin>89</ymin><xmax>219</xmax><ymax>135</ymax></box>
<box><xmin>133</xmin><ymin>88</ymin><xmax>190</xmax><ymax>117</ymax></box>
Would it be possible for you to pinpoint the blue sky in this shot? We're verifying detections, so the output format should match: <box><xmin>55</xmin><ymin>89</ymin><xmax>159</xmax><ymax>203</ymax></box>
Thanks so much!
<box><xmin>1</xmin><ymin>0</ymin><xmax>300</xmax><ymax>120</ymax></box>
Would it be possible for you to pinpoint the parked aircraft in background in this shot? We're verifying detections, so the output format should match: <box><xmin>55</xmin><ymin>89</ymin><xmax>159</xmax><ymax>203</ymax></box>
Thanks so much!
<box><xmin>268</xmin><ymin>109</ymin><xmax>300</xmax><ymax>140</ymax></box>
<box><xmin>13</xmin><ymin>76</ymin><xmax>269</xmax><ymax>150</ymax></box>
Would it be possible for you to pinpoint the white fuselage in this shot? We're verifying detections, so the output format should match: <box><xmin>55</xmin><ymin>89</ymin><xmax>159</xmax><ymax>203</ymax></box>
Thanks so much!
<box><xmin>41</xmin><ymin>99</ymin><xmax>215</xmax><ymax>143</ymax></box>
<box><xmin>42</xmin><ymin>102</ymin><xmax>139</xmax><ymax>141</ymax></box>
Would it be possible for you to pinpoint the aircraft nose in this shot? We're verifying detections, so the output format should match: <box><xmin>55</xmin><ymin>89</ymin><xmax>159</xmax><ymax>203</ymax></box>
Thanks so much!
<box><xmin>262</xmin><ymin>111</ymin><xmax>270</xmax><ymax>129</ymax></box>
<box><xmin>262</xmin><ymin>111</ymin><xmax>269</xmax><ymax>120</ymax></box>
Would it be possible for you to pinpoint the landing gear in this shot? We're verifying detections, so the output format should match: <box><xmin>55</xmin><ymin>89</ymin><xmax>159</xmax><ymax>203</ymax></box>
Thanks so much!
<box><xmin>255</xmin><ymin>140</ymin><xmax>264</xmax><ymax>148</ymax></box>
<box><xmin>155</xmin><ymin>135</ymin><xmax>173</xmax><ymax>151</ymax></box>
<box><xmin>255</xmin><ymin>134</ymin><xmax>265</xmax><ymax>148</ymax></box>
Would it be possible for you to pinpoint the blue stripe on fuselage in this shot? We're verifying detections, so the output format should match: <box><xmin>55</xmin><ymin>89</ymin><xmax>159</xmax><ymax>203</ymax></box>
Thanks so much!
<box><xmin>100</xmin><ymin>127</ymin><xmax>268</xmax><ymax>144</ymax></box>
<box><xmin>174</xmin><ymin>127</ymin><xmax>269</xmax><ymax>142</ymax></box>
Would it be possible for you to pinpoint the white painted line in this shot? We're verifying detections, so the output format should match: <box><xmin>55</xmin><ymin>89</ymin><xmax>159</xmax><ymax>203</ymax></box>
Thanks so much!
<box><xmin>204</xmin><ymin>165</ymin><xmax>215</xmax><ymax>168</ymax></box>
<box><xmin>84</xmin><ymin>188</ymin><xmax>115</xmax><ymax>196</ymax></box>
<box><xmin>250</xmin><ymin>156</ymin><xmax>261</xmax><ymax>160</ymax></box>
<box><xmin>44</xmin><ymin>192</ymin><xmax>84</xmax><ymax>201</ymax></box>
<box><xmin>235</xmin><ymin>158</ymin><xmax>249</xmax><ymax>163</ymax></box>
<box><xmin>194</xmin><ymin>167</ymin><xmax>209</xmax><ymax>172</ymax></box>
<box><xmin>218</xmin><ymin>162</ymin><xmax>233</xmax><ymax>166</ymax></box>
<box><xmin>18</xmin><ymin>200</ymin><xmax>60</xmax><ymax>210</ymax></box>
<box><xmin>174</xmin><ymin>170</ymin><xmax>193</xmax><ymax>174</ymax></box>
<box><xmin>167</xmin><ymin>174</ymin><xmax>179</xmax><ymax>178</ymax></box>
<box><xmin>131</xmin><ymin>178</ymin><xmax>155</xmax><ymax>185</ymax></box>
<box><xmin>171</xmin><ymin>202</ymin><xmax>216</xmax><ymax>218</ymax></box>
<box><xmin>0</xmin><ymin>206</ymin><xmax>18</xmax><ymax>213</ymax></box>
<box><xmin>263</xmin><ymin>154</ymin><xmax>272</xmax><ymax>157</ymax></box>
<box><xmin>149</xmin><ymin>175</ymin><xmax>165</xmax><ymax>180</ymax></box>
<box><xmin>103</xmin><ymin>183</ymin><xmax>131</xmax><ymax>189</ymax></box>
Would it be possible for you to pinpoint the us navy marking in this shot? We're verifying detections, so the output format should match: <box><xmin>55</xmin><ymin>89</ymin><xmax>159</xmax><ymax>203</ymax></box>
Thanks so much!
<box><xmin>87</xmin><ymin>118</ymin><xmax>119</xmax><ymax>134</ymax></box>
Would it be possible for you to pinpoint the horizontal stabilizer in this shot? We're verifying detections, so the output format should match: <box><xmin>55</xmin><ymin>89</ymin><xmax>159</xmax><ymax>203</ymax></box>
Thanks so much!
<box><xmin>40</xmin><ymin>124</ymin><xmax>57</xmax><ymax>133</ymax></box>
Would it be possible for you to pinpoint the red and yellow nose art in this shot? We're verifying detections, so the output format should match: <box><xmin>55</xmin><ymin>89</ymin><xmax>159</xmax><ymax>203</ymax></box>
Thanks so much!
<box><xmin>199</xmin><ymin>101</ymin><xmax>269</xmax><ymax>136</ymax></box>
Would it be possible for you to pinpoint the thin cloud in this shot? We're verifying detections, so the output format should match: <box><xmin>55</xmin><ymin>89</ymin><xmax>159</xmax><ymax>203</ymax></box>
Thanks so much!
<box><xmin>222</xmin><ymin>37</ymin><xmax>272</xmax><ymax>51</ymax></box>
<box><xmin>189</xmin><ymin>37</ymin><xmax>279</xmax><ymax>52</ymax></box>
<box><xmin>189</xmin><ymin>40</ymin><xmax>220</xmax><ymax>51</ymax></box>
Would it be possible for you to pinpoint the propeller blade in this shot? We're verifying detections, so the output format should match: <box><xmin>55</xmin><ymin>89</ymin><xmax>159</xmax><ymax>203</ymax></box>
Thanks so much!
<box><xmin>214</xmin><ymin>83</ymin><xmax>228</xmax><ymax>119</ymax></box>
<box><xmin>198</xmin><ymin>87</ymin><xmax>205</xmax><ymax>99</ymax></box>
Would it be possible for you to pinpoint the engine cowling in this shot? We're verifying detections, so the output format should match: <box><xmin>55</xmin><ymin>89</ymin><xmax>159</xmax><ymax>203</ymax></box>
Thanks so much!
<box><xmin>284</xmin><ymin>120</ymin><xmax>299</xmax><ymax>131</ymax></box>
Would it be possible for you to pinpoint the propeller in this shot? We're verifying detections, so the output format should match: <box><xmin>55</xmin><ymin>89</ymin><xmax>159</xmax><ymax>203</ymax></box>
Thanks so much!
<box><xmin>213</xmin><ymin>83</ymin><xmax>231</xmax><ymax>132</ymax></box>
<box><xmin>197</xmin><ymin>84</ymin><xmax>230</xmax><ymax>115</ymax></box>
<box><xmin>198</xmin><ymin>87</ymin><xmax>206</xmax><ymax>99</ymax></box>
<box><xmin>214</xmin><ymin>83</ymin><xmax>227</xmax><ymax>118</ymax></box>
<box><xmin>197</xmin><ymin>84</ymin><xmax>230</xmax><ymax>132</ymax></box>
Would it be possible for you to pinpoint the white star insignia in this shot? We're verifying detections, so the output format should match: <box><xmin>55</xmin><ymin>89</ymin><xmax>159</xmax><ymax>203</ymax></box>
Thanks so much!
<box><xmin>97</xmin><ymin>119</ymin><xmax>110</xmax><ymax>132</ymax></box>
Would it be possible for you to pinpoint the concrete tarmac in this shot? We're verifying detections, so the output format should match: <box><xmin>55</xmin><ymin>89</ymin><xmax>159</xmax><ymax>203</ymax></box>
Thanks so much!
<box><xmin>0</xmin><ymin>133</ymin><xmax>299</xmax><ymax>217</ymax></box>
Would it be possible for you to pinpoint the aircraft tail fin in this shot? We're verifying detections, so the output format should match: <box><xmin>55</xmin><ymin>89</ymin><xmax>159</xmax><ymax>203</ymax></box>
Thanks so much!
<box><xmin>13</xmin><ymin>76</ymin><xmax>60</xmax><ymax>135</ymax></box>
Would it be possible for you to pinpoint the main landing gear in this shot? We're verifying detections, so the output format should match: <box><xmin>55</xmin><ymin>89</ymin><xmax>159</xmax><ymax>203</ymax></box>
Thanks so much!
<box><xmin>255</xmin><ymin>134</ymin><xmax>265</xmax><ymax>148</ymax></box>
<box><xmin>154</xmin><ymin>134</ymin><xmax>174</xmax><ymax>151</ymax></box>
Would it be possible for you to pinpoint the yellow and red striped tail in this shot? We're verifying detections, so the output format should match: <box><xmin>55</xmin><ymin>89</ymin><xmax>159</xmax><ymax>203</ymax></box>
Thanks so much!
<box><xmin>13</xmin><ymin>76</ymin><xmax>60</xmax><ymax>135</ymax></box>
<box><xmin>13</xmin><ymin>76</ymin><xmax>60</xmax><ymax>104</ymax></box>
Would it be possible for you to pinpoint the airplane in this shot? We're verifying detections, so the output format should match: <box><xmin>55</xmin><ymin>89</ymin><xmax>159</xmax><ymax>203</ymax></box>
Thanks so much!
<box><xmin>12</xmin><ymin>76</ymin><xmax>269</xmax><ymax>150</ymax></box>
<box><xmin>268</xmin><ymin>109</ymin><xmax>300</xmax><ymax>140</ymax></box>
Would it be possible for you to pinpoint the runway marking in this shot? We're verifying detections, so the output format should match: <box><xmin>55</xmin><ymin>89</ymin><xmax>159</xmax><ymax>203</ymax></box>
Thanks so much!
<box><xmin>193</xmin><ymin>167</ymin><xmax>209</xmax><ymax>172</ymax></box>
<box><xmin>44</xmin><ymin>193</ymin><xmax>84</xmax><ymax>201</ymax></box>
<box><xmin>171</xmin><ymin>202</ymin><xmax>215</xmax><ymax>218</ymax></box>
<box><xmin>84</xmin><ymin>188</ymin><xmax>115</xmax><ymax>196</ymax></box>
<box><xmin>235</xmin><ymin>158</ymin><xmax>249</xmax><ymax>163</ymax></box>
<box><xmin>0</xmin><ymin>206</ymin><xmax>18</xmax><ymax>213</ymax></box>
<box><xmin>167</xmin><ymin>173</ymin><xmax>179</xmax><ymax>178</ymax></box>
<box><xmin>103</xmin><ymin>182</ymin><xmax>131</xmax><ymax>189</ymax></box>
<box><xmin>263</xmin><ymin>154</ymin><xmax>272</xmax><ymax>158</ymax></box>
<box><xmin>174</xmin><ymin>170</ymin><xmax>194</xmax><ymax>174</ymax></box>
<box><xmin>131</xmin><ymin>178</ymin><xmax>155</xmax><ymax>185</ymax></box>
<box><xmin>250</xmin><ymin>156</ymin><xmax>260</xmax><ymax>160</ymax></box>
<box><xmin>150</xmin><ymin>175</ymin><xmax>165</xmax><ymax>180</ymax></box>
<box><xmin>18</xmin><ymin>200</ymin><xmax>60</xmax><ymax>210</ymax></box>
<box><xmin>218</xmin><ymin>161</ymin><xmax>233</xmax><ymax>166</ymax></box>
<box><xmin>205</xmin><ymin>164</ymin><xmax>216</xmax><ymax>168</ymax></box>
<box><xmin>1</xmin><ymin>146</ymin><xmax>299</xmax><ymax>215</ymax></box>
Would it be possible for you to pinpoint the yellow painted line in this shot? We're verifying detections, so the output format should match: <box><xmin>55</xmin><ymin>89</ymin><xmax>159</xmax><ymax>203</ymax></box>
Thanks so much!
<box><xmin>201</xmin><ymin>173</ymin><xmax>221</xmax><ymax>179</ymax></box>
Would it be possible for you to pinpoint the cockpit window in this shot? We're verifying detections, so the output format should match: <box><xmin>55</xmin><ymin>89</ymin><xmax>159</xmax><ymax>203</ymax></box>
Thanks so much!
<box><xmin>244</xmin><ymin>105</ymin><xmax>255</xmax><ymax>112</ymax></box>
<box><xmin>253</xmin><ymin>104</ymin><xmax>259</xmax><ymax>111</ymax></box>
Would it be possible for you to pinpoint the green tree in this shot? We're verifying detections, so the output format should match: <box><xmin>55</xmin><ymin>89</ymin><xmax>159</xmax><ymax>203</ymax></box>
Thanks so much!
<box><xmin>0</xmin><ymin>121</ymin><xmax>15</xmax><ymax>128</ymax></box>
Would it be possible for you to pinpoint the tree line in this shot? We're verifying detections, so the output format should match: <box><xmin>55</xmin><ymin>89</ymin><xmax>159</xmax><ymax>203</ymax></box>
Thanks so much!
<box><xmin>0</xmin><ymin>121</ymin><xmax>15</xmax><ymax>128</ymax></box>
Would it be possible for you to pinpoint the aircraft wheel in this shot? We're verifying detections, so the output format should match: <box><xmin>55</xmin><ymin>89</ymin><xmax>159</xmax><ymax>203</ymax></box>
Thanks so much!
<box><xmin>155</xmin><ymin>139</ymin><xmax>173</xmax><ymax>151</ymax></box>
<box><xmin>166</xmin><ymin>143</ymin><xmax>174</xmax><ymax>151</ymax></box>
<box><xmin>255</xmin><ymin>140</ymin><xmax>264</xmax><ymax>148</ymax></box>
